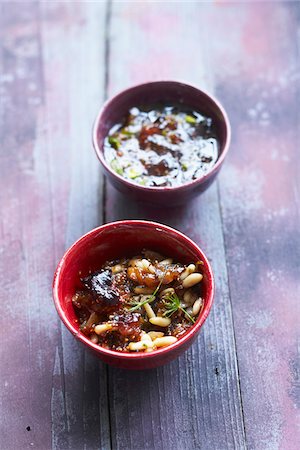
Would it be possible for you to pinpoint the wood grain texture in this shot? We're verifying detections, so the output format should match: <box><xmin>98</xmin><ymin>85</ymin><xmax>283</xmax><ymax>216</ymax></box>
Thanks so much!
<box><xmin>40</xmin><ymin>2</ymin><xmax>111</xmax><ymax>449</ymax></box>
<box><xmin>202</xmin><ymin>3</ymin><xmax>300</xmax><ymax>449</ymax></box>
<box><xmin>1</xmin><ymin>1</ymin><xmax>299</xmax><ymax>450</ymax></box>
<box><xmin>0</xmin><ymin>2</ymin><xmax>110</xmax><ymax>449</ymax></box>
<box><xmin>105</xmin><ymin>2</ymin><xmax>246</xmax><ymax>449</ymax></box>
<box><xmin>0</xmin><ymin>3</ymin><xmax>50</xmax><ymax>448</ymax></box>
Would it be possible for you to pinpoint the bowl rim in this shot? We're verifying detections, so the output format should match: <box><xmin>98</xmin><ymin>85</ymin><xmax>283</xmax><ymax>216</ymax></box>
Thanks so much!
<box><xmin>53</xmin><ymin>220</ymin><xmax>215</xmax><ymax>360</ymax></box>
<box><xmin>92</xmin><ymin>80</ymin><xmax>231</xmax><ymax>193</ymax></box>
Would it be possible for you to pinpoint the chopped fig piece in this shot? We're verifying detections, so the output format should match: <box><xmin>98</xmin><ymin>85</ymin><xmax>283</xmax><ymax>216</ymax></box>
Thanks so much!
<box><xmin>111</xmin><ymin>312</ymin><xmax>142</xmax><ymax>339</ymax></box>
<box><xmin>82</xmin><ymin>270</ymin><xmax>120</xmax><ymax>305</ymax></box>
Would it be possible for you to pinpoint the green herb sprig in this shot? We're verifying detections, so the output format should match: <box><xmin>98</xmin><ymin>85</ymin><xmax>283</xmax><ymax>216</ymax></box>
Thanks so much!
<box><xmin>163</xmin><ymin>292</ymin><xmax>195</xmax><ymax>323</ymax></box>
<box><xmin>128</xmin><ymin>273</ymin><xmax>165</xmax><ymax>312</ymax></box>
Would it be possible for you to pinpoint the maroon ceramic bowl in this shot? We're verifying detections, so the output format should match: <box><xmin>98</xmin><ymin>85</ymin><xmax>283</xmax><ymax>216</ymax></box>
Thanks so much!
<box><xmin>93</xmin><ymin>81</ymin><xmax>230</xmax><ymax>206</ymax></box>
<box><xmin>52</xmin><ymin>220</ymin><xmax>214</xmax><ymax>370</ymax></box>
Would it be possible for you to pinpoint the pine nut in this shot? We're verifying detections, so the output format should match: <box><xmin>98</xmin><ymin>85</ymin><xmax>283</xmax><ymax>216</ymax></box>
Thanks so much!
<box><xmin>140</xmin><ymin>332</ymin><xmax>151</xmax><ymax>341</ymax></box>
<box><xmin>141</xmin><ymin>333</ymin><xmax>154</xmax><ymax>348</ymax></box>
<box><xmin>180</xmin><ymin>264</ymin><xmax>196</xmax><ymax>280</ymax></box>
<box><xmin>135</xmin><ymin>260</ymin><xmax>144</xmax><ymax>269</ymax></box>
<box><xmin>180</xmin><ymin>270</ymin><xmax>189</xmax><ymax>280</ymax></box>
<box><xmin>159</xmin><ymin>287</ymin><xmax>175</xmax><ymax>298</ymax></box>
<box><xmin>94</xmin><ymin>323</ymin><xmax>112</xmax><ymax>335</ymax></box>
<box><xmin>183</xmin><ymin>289</ymin><xmax>197</xmax><ymax>305</ymax></box>
<box><xmin>128</xmin><ymin>341</ymin><xmax>148</xmax><ymax>351</ymax></box>
<box><xmin>148</xmin><ymin>264</ymin><xmax>156</xmax><ymax>274</ymax></box>
<box><xmin>149</xmin><ymin>317</ymin><xmax>171</xmax><ymax>327</ymax></box>
<box><xmin>90</xmin><ymin>333</ymin><xmax>99</xmax><ymax>344</ymax></box>
<box><xmin>153</xmin><ymin>336</ymin><xmax>178</xmax><ymax>348</ymax></box>
<box><xmin>134</xmin><ymin>286</ymin><xmax>153</xmax><ymax>295</ymax></box>
<box><xmin>182</xmin><ymin>272</ymin><xmax>203</xmax><ymax>288</ymax></box>
<box><xmin>144</xmin><ymin>302</ymin><xmax>156</xmax><ymax>319</ymax></box>
<box><xmin>141</xmin><ymin>259</ymin><xmax>150</xmax><ymax>269</ymax></box>
<box><xmin>186</xmin><ymin>307</ymin><xmax>193</xmax><ymax>316</ymax></box>
<box><xmin>128</xmin><ymin>333</ymin><xmax>153</xmax><ymax>351</ymax></box>
<box><xmin>192</xmin><ymin>298</ymin><xmax>203</xmax><ymax>316</ymax></box>
<box><xmin>148</xmin><ymin>331</ymin><xmax>164</xmax><ymax>340</ymax></box>
<box><xmin>111</xmin><ymin>264</ymin><xmax>123</xmax><ymax>274</ymax></box>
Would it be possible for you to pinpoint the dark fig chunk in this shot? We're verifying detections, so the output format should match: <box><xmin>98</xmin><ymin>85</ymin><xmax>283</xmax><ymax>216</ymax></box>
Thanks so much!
<box><xmin>111</xmin><ymin>312</ymin><xmax>142</xmax><ymax>338</ymax></box>
<box><xmin>82</xmin><ymin>270</ymin><xmax>120</xmax><ymax>305</ymax></box>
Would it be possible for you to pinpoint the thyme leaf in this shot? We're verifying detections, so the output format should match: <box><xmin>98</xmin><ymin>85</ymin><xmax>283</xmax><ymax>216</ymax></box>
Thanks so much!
<box><xmin>163</xmin><ymin>292</ymin><xmax>195</xmax><ymax>323</ymax></box>
<box><xmin>128</xmin><ymin>272</ymin><xmax>165</xmax><ymax>312</ymax></box>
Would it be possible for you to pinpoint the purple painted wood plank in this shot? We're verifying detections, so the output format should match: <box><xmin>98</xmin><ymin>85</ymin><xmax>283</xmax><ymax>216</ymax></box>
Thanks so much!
<box><xmin>203</xmin><ymin>2</ymin><xmax>300</xmax><ymax>449</ymax></box>
<box><xmin>1</xmin><ymin>1</ymin><xmax>298</xmax><ymax>450</ymax></box>
<box><xmin>40</xmin><ymin>3</ymin><xmax>111</xmax><ymax>449</ymax></box>
<box><xmin>104</xmin><ymin>3</ymin><xmax>246</xmax><ymax>449</ymax></box>
<box><xmin>0</xmin><ymin>2</ymin><xmax>110</xmax><ymax>449</ymax></box>
<box><xmin>0</xmin><ymin>4</ymin><xmax>56</xmax><ymax>449</ymax></box>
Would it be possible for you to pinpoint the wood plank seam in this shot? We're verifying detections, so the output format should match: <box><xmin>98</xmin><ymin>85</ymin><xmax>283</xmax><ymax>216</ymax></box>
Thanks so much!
<box><xmin>103</xmin><ymin>2</ymin><xmax>113</xmax><ymax>450</ymax></box>
<box><xmin>217</xmin><ymin>180</ymin><xmax>248</xmax><ymax>449</ymax></box>
<box><xmin>102</xmin><ymin>0</ymin><xmax>112</xmax><ymax>227</ymax></box>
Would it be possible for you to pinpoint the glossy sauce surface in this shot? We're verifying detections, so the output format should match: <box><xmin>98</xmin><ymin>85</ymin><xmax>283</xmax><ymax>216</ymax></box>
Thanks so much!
<box><xmin>104</xmin><ymin>105</ymin><xmax>219</xmax><ymax>187</ymax></box>
<box><xmin>72</xmin><ymin>250</ymin><xmax>204</xmax><ymax>352</ymax></box>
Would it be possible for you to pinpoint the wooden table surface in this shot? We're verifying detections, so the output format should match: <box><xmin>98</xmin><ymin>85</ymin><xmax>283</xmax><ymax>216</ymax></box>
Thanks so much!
<box><xmin>1</xmin><ymin>1</ymin><xmax>299</xmax><ymax>449</ymax></box>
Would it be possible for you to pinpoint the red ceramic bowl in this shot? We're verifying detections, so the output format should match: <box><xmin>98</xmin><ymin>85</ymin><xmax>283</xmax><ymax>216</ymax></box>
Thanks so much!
<box><xmin>93</xmin><ymin>81</ymin><xmax>230</xmax><ymax>207</ymax></box>
<box><xmin>53</xmin><ymin>220</ymin><xmax>214</xmax><ymax>370</ymax></box>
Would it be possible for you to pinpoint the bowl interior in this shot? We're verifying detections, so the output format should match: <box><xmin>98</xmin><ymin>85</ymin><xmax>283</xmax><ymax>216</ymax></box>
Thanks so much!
<box><xmin>55</xmin><ymin>222</ymin><xmax>213</xmax><ymax>339</ymax></box>
<box><xmin>95</xmin><ymin>81</ymin><xmax>229</xmax><ymax>162</ymax></box>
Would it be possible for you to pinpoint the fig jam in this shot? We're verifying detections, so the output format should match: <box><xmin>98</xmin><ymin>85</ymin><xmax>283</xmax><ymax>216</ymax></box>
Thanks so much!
<box><xmin>72</xmin><ymin>251</ymin><xmax>204</xmax><ymax>352</ymax></box>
